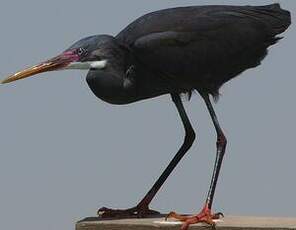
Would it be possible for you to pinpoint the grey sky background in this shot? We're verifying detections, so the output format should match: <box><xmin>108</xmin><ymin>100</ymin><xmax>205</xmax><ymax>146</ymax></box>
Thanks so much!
<box><xmin>0</xmin><ymin>1</ymin><xmax>295</xmax><ymax>230</ymax></box>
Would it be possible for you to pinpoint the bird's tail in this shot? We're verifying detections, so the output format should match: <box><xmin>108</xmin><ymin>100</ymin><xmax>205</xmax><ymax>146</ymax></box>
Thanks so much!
<box><xmin>250</xmin><ymin>3</ymin><xmax>291</xmax><ymax>35</ymax></box>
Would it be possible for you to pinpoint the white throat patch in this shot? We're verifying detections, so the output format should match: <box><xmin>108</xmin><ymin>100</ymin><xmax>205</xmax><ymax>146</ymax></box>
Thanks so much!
<box><xmin>65</xmin><ymin>60</ymin><xmax>107</xmax><ymax>70</ymax></box>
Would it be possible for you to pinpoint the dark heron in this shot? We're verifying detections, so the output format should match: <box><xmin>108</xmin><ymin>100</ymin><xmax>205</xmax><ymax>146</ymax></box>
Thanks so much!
<box><xmin>2</xmin><ymin>3</ymin><xmax>291</xmax><ymax>229</ymax></box>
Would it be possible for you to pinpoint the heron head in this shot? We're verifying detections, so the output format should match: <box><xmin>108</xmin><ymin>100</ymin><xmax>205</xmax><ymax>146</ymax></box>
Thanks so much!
<box><xmin>1</xmin><ymin>35</ymin><xmax>112</xmax><ymax>84</ymax></box>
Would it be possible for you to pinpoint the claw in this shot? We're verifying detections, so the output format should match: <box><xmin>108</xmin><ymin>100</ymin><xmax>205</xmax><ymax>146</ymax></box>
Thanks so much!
<box><xmin>97</xmin><ymin>207</ymin><xmax>109</xmax><ymax>216</ymax></box>
<box><xmin>213</xmin><ymin>212</ymin><xmax>224</xmax><ymax>219</ymax></box>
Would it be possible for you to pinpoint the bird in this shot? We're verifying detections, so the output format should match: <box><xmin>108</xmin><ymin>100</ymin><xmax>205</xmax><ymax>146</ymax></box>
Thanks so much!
<box><xmin>1</xmin><ymin>3</ymin><xmax>291</xmax><ymax>230</ymax></box>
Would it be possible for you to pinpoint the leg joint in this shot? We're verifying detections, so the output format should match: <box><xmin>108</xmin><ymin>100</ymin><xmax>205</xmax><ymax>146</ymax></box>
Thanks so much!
<box><xmin>216</xmin><ymin>134</ymin><xmax>227</xmax><ymax>149</ymax></box>
<box><xmin>185</xmin><ymin>128</ymin><xmax>196</xmax><ymax>146</ymax></box>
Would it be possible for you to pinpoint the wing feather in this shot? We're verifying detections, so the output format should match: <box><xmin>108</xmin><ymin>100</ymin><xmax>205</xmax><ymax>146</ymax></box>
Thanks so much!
<box><xmin>116</xmin><ymin>4</ymin><xmax>290</xmax><ymax>94</ymax></box>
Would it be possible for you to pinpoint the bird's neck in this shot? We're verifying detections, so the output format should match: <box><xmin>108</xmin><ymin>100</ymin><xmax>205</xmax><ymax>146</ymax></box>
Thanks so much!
<box><xmin>85</xmin><ymin>47</ymin><xmax>140</xmax><ymax>105</ymax></box>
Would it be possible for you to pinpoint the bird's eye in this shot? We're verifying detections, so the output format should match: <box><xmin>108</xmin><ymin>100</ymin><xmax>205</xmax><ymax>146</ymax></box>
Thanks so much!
<box><xmin>77</xmin><ymin>48</ymin><xmax>86</xmax><ymax>56</ymax></box>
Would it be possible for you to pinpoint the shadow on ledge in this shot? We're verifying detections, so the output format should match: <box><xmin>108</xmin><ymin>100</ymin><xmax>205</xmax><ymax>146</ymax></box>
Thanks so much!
<box><xmin>78</xmin><ymin>213</ymin><xmax>167</xmax><ymax>223</ymax></box>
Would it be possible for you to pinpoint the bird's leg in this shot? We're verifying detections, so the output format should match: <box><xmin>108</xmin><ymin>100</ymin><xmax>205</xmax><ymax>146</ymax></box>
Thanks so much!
<box><xmin>167</xmin><ymin>94</ymin><xmax>226</xmax><ymax>229</ymax></box>
<box><xmin>98</xmin><ymin>93</ymin><xmax>196</xmax><ymax>219</ymax></box>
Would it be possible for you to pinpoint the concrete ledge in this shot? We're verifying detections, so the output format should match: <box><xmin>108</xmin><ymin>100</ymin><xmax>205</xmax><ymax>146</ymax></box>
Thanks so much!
<box><xmin>76</xmin><ymin>216</ymin><xmax>296</xmax><ymax>230</ymax></box>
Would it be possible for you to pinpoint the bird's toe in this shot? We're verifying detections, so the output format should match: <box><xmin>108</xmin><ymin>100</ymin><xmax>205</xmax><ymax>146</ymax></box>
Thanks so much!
<box><xmin>166</xmin><ymin>204</ymin><xmax>224</xmax><ymax>230</ymax></box>
<box><xmin>97</xmin><ymin>206</ymin><xmax>161</xmax><ymax>219</ymax></box>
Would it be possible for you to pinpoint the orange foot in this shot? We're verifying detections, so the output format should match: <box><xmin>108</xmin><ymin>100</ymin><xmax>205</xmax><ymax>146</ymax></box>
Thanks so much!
<box><xmin>166</xmin><ymin>203</ymin><xmax>224</xmax><ymax>230</ymax></box>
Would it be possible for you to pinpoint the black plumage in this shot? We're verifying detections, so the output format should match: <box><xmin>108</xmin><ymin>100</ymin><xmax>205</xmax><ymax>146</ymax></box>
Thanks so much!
<box><xmin>88</xmin><ymin>3</ymin><xmax>290</xmax><ymax>103</ymax></box>
<box><xmin>2</xmin><ymin>3</ymin><xmax>291</xmax><ymax>229</ymax></box>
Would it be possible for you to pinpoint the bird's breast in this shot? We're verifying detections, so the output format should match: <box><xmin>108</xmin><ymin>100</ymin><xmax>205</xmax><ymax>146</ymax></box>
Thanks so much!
<box><xmin>86</xmin><ymin>70</ymin><xmax>136</xmax><ymax>105</ymax></box>
<box><xmin>86</xmin><ymin>69</ymin><xmax>171</xmax><ymax>105</ymax></box>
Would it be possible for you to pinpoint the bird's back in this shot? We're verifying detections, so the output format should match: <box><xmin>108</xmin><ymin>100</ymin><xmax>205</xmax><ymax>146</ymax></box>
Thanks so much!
<box><xmin>117</xmin><ymin>4</ymin><xmax>290</xmax><ymax>45</ymax></box>
<box><xmin>116</xmin><ymin>4</ymin><xmax>291</xmax><ymax>98</ymax></box>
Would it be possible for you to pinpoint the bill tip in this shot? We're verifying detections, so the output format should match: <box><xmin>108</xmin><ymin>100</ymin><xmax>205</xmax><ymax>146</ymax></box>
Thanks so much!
<box><xmin>1</xmin><ymin>78</ymin><xmax>10</xmax><ymax>84</ymax></box>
